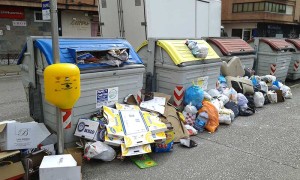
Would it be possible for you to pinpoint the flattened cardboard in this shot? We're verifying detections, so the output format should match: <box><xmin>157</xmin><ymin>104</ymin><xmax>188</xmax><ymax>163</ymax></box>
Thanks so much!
<box><xmin>0</xmin><ymin>122</ymin><xmax>51</xmax><ymax>151</ymax></box>
<box><xmin>74</xmin><ymin>119</ymin><xmax>99</xmax><ymax>141</ymax></box>
<box><xmin>0</xmin><ymin>150</ymin><xmax>25</xmax><ymax>180</ymax></box>
<box><xmin>152</xmin><ymin>132</ymin><xmax>166</xmax><ymax>142</ymax></box>
<box><xmin>104</xmin><ymin>134</ymin><xmax>123</xmax><ymax>147</ymax></box>
<box><xmin>0</xmin><ymin>161</ymin><xmax>25</xmax><ymax>180</ymax></box>
<box><xmin>121</xmin><ymin>144</ymin><xmax>152</xmax><ymax>156</ymax></box>
<box><xmin>131</xmin><ymin>154</ymin><xmax>157</xmax><ymax>169</ymax></box>
<box><xmin>143</xmin><ymin>111</ymin><xmax>168</xmax><ymax>134</ymax></box>
<box><xmin>0</xmin><ymin>150</ymin><xmax>20</xmax><ymax>160</ymax></box>
<box><xmin>124</xmin><ymin>132</ymin><xmax>154</xmax><ymax>148</ymax></box>
<box><xmin>161</xmin><ymin>104</ymin><xmax>189</xmax><ymax>143</ymax></box>
<box><xmin>104</xmin><ymin>106</ymin><xmax>125</xmax><ymax>138</ymax></box>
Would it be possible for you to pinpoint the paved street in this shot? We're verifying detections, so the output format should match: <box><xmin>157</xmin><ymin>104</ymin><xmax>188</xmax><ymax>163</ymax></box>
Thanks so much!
<box><xmin>1</xmin><ymin>76</ymin><xmax>300</xmax><ymax>179</ymax></box>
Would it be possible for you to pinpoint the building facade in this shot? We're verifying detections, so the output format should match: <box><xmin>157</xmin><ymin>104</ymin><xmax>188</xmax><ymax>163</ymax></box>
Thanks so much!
<box><xmin>222</xmin><ymin>0</ymin><xmax>300</xmax><ymax>40</ymax></box>
<box><xmin>0</xmin><ymin>0</ymin><xmax>99</xmax><ymax>54</ymax></box>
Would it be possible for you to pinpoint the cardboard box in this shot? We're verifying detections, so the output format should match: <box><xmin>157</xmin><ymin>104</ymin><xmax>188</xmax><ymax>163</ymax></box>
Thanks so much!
<box><xmin>0</xmin><ymin>122</ymin><xmax>51</xmax><ymax>151</ymax></box>
<box><xmin>103</xmin><ymin>106</ymin><xmax>125</xmax><ymax>138</ymax></box>
<box><xmin>124</xmin><ymin>132</ymin><xmax>154</xmax><ymax>148</ymax></box>
<box><xmin>155</xmin><ymin>92</ymin><xmax>189</xmax><ymax>143</ymax></box>
<box><xmin>121</xmin><ymin>144</ymin><xmax>152</xmax><ymax>156</ymax></box>
<box><xmin>0</xmin><ymin>150</ymin><xmax>25</xmax><ymax>180</ymax></box>
<box><xmin>104</xmin><ymin>134</ymin><xmax>123</xmax><ymax>147</ymax></box>
<box><xmin>64</xmin><ymin>147</ymin><xmax>83</xmax><ymax>166</ymax></box>
<box><xmin>39</xmin><ymin>154</ymin><xmax>81</xmax><ymax>180</ymax></box>
<box><xmin>143</xmin><ymin>111</ymin><xmax>168</xmax><ymax>133</ymax></box>
<box><xmin>74</xmin><ymin>119</ymin><xmax>99</xmax><ymax>141</ymax></box>
<box><xmin>152</xmin><ymin>132</ymin><xmax>166</xmax><ymax>142</ymax></box>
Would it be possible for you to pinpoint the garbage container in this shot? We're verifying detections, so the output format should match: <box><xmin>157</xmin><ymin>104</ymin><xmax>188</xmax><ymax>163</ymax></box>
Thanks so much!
<box><xmin>18</xmin><ymin>37</ymin><xmax>145</xmax><ymax>145</ymax></box>
<box><xmin>285</xmin><ymin>39</ymin><xmax>300</xmax><ymax>80</ymax></box>
<box><xmin>137</xmin><ymin>39</ymin><xmax>221</xmax><ymax>97</ymax></box>
<box><xmin>248</xmin><ymin>38</ymin><xmax>294</xmax><ymax>82</ymax></box>
<box><xmin>206</xmin><ymin>37</ymin><xmax>255</xmax><ymax>69</ymax></box>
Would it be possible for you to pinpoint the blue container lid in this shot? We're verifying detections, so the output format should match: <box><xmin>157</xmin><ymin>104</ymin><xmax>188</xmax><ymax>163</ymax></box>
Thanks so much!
<box><xmin>18</xmin><ymin>38</ymin><xmax>143</xmax><ymax>69</ymax></box>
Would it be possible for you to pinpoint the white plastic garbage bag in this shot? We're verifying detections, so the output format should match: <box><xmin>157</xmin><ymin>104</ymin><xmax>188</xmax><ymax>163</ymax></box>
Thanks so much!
<box><xmin>259</xmin><ymin>81</ymin><xmax>268</xmax><ymax>93</ymax></box>
<box><xmin>84</xmin><ymin>141</ymin><xmax>116</xmax><ymax>161</ymax></box>
<box><xmin>208</xmin><ymin>89</ymin><xmax>221</xmax><ymax>98</ymax></box>
<box><xmin>267</xmin><ymin>91</ymin><xmax>277</xmax><ymax>103</ymax></box>
<box><xmin>222</xmin><ymin>88</ymin><xmax>238</xmax><ymax>103</ymax></box>
<box><xmin>219</xmin><ymin>114</ymin><xmax>232</xmax><ymax>125</ymax></box>
<box><xmin>280</xmin><ymin>85</ymin><xmax>292</xmax><ymax>99</ymax></box>
<box><xmin>219</xmin><ymin>108</ymin><xmax>234</xmax><ymax>125</ymax></box>
<box><xmin>218</xmin><ymin>94</ymin><xmax>229</xmax><ymax>105</ymax></box>
<box><xmin>237</xmin><ymin>93</ymin><xmax>248</xmax><ymax>108</ymax></box>
<box><xmin>203</xmin><ymin>91</ymin><xmax>212</xmax><ymax>101</ymax></box>
<box><xmin>254</xmin><ymin>92</ymin><xmax>264</xmax><ymax>108</ymax></box>
<box><xmin>211</xmin><ymin>98</ymin><xmax>224</xmax><ymax>112</ymax></box>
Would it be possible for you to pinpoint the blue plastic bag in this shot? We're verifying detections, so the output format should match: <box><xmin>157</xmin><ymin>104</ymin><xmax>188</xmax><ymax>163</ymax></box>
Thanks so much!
<box><xmin>218</xmin><ymin>75</ymin><xmax>227</xmax><ymax>84</ymax></box>
<box><xmin>183</xmin><ymin>85</ymin><xmax>204</xmax><ymax>109</ymax></box>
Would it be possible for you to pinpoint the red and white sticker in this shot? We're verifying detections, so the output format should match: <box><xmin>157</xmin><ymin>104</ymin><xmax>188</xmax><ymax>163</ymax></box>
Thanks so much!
<box><xmin>294</xmin><ymin>60</ymin><xmax>299</xmax><ymax>72</ymax></box>
<box><xmin>270</xmin><ymin>64</ymin><xmax>276</xmax><ymax>75</ymax></box>
<box><xmin>173</xmin><ymin>86</ymin><xmax>184</xmax><ymax>107</ymax></box>
<box><xmin>61</xmin><ymin>109</ymin><xmax>72</xmax><ymax>129</ymax></box>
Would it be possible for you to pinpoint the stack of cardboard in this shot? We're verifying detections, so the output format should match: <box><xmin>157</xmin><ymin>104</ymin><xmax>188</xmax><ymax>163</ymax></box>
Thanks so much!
<box><xmin>104</xmin><ymin>103</ymin><xmax>168</xmax><ymax>156</ymax></box>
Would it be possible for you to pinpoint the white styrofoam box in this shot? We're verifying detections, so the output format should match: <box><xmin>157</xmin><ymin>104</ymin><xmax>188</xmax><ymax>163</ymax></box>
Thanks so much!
<box><xmin>39</xmin><ymin>154</ymin><xmax>81</xmax><ymax>180</ymax></box>
<box><xmin>38</xmin><ymin>66</ymin><xmax>145</xmax><ymax>145</ymax></box>
<box><xmin>257</xmin><ymin>52</ymin><xmax>292</xmax><ymax>82</ymax></box>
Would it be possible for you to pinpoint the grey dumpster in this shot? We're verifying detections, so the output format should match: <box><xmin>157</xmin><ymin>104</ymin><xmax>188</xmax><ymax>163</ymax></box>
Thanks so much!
<box><xmin>206</xmin><ymin>37</ymin><xmax>255</xmax><ymax>69</ymax></box>
<box><xmin>137</xmin><ymin>39</ymin><xmax>221</xmax><ymax>98</ymax></box>
<box><xmin>285</xmin><ymin>39</ymin><xmax>300</xmax><ymax>80</ymax></box>
<box><xmin>17</xmin><ymin>37</ymin><xmax>145</xmax><ymax>145</ymax></box>
<box><xmin>249</xmin><ymin>38</ymin><xmax>294</xmax><ymax>82</ymax></box>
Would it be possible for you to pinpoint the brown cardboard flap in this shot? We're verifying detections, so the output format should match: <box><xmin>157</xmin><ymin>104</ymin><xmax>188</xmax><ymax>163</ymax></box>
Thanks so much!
<box><xmin>0</xmin><ymin>123</ymin><xmax>6</xmax><ymax>133</ymax></box>
<box><xmin>0</xmin><ymin>150</ymin><xmax>20</xmax><ymax>160</ymax></box>
<box><xmin>275</xmin><ymin>90</ymin><xmax>284</xmax><ymax>102</ymax></box>
<box><xmin>0</xmin><ymin>161</ymin><xmax>25</xmax><ymax>180</ymax></box>
<box><xmin>161</xmin><ymin>104</ymin><xmax>189</xmax><ymax>142</ymax></box>
<box><xmin>64</xmin><ymin>148</ymin><xmax>83</xmax><ymax>166</ymax></box>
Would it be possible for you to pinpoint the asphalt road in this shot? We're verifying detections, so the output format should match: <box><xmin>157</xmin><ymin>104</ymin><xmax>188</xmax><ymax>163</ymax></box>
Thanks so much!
<box><xmin>1</xmin><ymin>76</ymin><xmax>300</xmax><ymax>180</ymax></box>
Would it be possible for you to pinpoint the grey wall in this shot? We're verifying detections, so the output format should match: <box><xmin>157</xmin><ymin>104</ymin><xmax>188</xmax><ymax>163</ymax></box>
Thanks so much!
<box><xmin>0</xmin><ymin>8</ymin><xmax>51</xmax><ymax>54</ymax></box>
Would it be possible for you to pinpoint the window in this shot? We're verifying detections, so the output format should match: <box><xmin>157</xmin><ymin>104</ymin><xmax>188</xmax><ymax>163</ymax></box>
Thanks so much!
<box><xmin>232</xmin><ymin>2</ymin><xmax>288</xmax><ymax>14</ymax></box>
<box><xmin>259</xmin><ymin>2</ymin><xmax>265</xmax><ymax>11</ymax></box>
<box><xmin>268</xmin><ymin>3</ymin><xmax>272</xmax><ymax>12</ymax></box>
<box><xmin>248</xmin><ymin>3</ymin><xmax>253</xmax><ymax>12</ymax></box>
<box><xmin>254</xmin><ymin>3</ymin><xmax>259</xmax><ymax>11</ymax></box>
<box><xmin>265</xmin><ymin>2</ymin><xmax>269</xmax><ymax>10</ymax></box>
<box><xmin>237</xmin><ymin>4</ymin><xmax>243</xmax><ymax>12</ymax></box>
<box><xmin>278</xmin><ymin>5</ymin><xmax>286</xmax><ymax>13</ymax></box>
<box><xmin>232</xmin><ymin>29</ymin><xmax>243</xmax><ymax>39</ymax></box>
<box><xmin>34</xmin><ymin>11</ymin><xmax>50</xmax><ymax>22</ymax></box>
<box><xmin>242</xmin><ymin>3</ymin><xmax>253</xmax><ymax>12</ymax></box>
<box><xmin>233</xmin><ymin>4</ymin><xmax>238</xmax><ymax>12</ymax></box>
<box><xmin>286</xmin><ymin>5</ymin><xmax>293</xmax><ymax>15</ymax></box>
<box><xmin>243</xmin><ymin>4</ymin><xmax>248</xmax><ymax>12</ymax></box>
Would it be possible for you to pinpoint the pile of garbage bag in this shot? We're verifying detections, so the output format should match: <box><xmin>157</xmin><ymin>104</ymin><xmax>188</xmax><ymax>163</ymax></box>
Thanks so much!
<box><xmin>181</xmin><ymin>56</ymin><xmax>292</xmax><ymax>134</ymax></box>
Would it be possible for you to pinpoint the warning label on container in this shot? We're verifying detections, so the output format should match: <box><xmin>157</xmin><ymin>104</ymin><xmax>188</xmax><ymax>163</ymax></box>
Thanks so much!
<box><xmin>197</xmin><ymin>76</ymin><xmax>209</xmax><ymax>90</ymax></box>
<box><xmin>96</xmin><ymin>87</ymin><xmax>118</xmax><ymax>108</ymax></box>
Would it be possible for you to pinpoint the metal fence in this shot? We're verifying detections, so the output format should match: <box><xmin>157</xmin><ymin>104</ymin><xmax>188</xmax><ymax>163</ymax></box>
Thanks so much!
<box><xmin>0</xmin><ymin>53</ymin><xmax>20</xmax><ymax>65</ymax></box>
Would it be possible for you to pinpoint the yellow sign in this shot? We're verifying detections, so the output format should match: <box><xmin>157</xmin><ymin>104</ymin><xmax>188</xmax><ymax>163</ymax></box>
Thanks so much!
<box><xmin>44</xmin><ymin>63</ymin><xmax>81</xmax><ymax>110</ymax></box>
